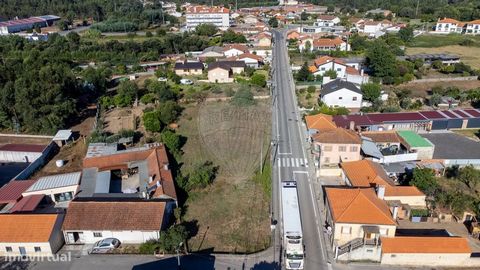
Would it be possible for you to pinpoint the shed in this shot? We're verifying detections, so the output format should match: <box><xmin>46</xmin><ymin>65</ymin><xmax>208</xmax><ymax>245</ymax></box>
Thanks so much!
<box><xmin>52</xmin><ymin>129</ymin><xmax>73</xmax><ymax>147</ymax></box>
<box><xmin>23</xmin><ymin>172</ymin><xmax>81</xmax><ymax>205</ymax></box>
<box><xmin>397</xmin><ymin>131</ymin><xmax>434</xmax><ymax>160</ymax></box>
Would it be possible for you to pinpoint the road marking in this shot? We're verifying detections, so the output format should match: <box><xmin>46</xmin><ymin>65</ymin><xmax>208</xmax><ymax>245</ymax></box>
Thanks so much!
<box><xmin>278</xmin><ymin>158</ymin><xmax>309</xmax><ymax>168</ymax></box>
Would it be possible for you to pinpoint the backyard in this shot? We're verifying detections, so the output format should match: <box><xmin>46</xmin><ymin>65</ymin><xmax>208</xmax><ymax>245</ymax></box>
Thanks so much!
<box><xmin>177</xmin><ymin>100</ymin><xmax>272</xmax><ymax>253</ymax></box>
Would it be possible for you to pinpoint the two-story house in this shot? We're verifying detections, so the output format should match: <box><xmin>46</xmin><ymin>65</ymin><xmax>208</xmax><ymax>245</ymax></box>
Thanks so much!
<box><xmin>320</xmin><ymin>79</ymin><xmax>363</xmax><ymax>110</ymax></box>
<box><xmin>325</xmin><ymin>187</ymin><xmax>396</xmax><ymax>260</ymax></box>
<box><xmin>435</xmin><ymin>18</ymin><xmax>465</xmax><ymax>34</ymax></box>
<box><xmin>466</xmin><ymin>19</ymin><xmax>480</xmax><ymax>35</ymax></box>
<box><xmin>311</xmin><ymin>127</ymin><xmax>361</xmax><ymax>174</ymax></box>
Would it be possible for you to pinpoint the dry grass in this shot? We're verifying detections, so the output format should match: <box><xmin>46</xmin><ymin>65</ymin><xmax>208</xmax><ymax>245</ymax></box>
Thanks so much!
<box><xmin>452</xmin><ymin>129</ymin><xmax>480</xmax><ymax>141</ymax></box>
<box><xmin>406</xmin><ymin>45</ymin><xmax>480</xmax><ymax>69</ymax></box>
<box><xmin>178</xmin><ymin>100</ymin><xmax>272</xmax><ymax>253</ymax></box>
<box><xmin>103</xmin><ymin>106</ymin><xmax>146</xmax><ymax>134</ymax></box>
<box><xmin>392</xmin><ymin>80</ymin><xmax>480</xmax><ymax>98</ymax></box>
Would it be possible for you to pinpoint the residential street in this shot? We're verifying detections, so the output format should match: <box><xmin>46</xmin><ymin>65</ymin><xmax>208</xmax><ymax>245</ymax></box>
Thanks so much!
<box><xmin>271</xmin><ymin>29</ymin><xmax>329</xmax><ymax>270</ymax></box>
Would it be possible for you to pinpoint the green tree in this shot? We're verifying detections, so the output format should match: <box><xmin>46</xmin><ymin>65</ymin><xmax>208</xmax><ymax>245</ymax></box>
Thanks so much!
<box><xmin>160</xmin><ymin>129</ymin><xmax>181</xmax><ymax>157</ymax></box>
<box><xmin>158</xmin><ymin>101</ymin><xmax>181</xmax><ymax>124</ymax></box>
<box><xmin>268</xmin><ymin>17</ymin><xmax>278</xmax><ymax>28</ymax></box>
<box><xmin>361</xmin><ymin>83</ymin><xmax>382</xmax><ymax>102</ymax></box>
<box><xmin>300</xmin><ymin>12</ymin><xmax>309</xmax><ymax>21</ymax></box>
<box><xmin>148</xmin><ymin>81</ymin><xmax>176</xmax><ymax>102</ymax></box>
<box><xmin>324</xmin><ymin>69</ymin><xmax>337</xmax><ymax>79</ymax></box>
<box><xmin>457</xmin><ymin>165</ymin><xmax>480</xmax><ymax>189</ymax></box>
<box><xmin>114</xmin><ymin>81</ymin><xmax>137</xmax><ymax>107</ymax></box>
<box><xmin>250</xmin><ymin>73</ymin><xmax>266</xmax><ymax>87</ymax></box>
<box><xmin>398</xmin><ymin>26</ymin><xmax>414</xmax><ymax>43</ymax></box>
<box><xmin>143</xmin><ymin>110</ymin><xmax>162</xmax><ymax>133</ymax></box>
<box><xmin>366</xmin><ymin>40</ymin><xmax>397</xmax><ymax>78</ymax></box>
<box><xmin>221</xmin><ymin>30</ymin><xmax>247</xmax><ymax>43</ymax></box>
<box><xmin>187</xmin><ymin>161</ymin><xmax>217</xmax><ymax>190</ymax></box>
<box><xmin>296</xmin><ymin>62</ymin><xmax>311</xmax><ymax>81</ymax></box>
<box><xmin>231</xmin><ymin>87</ymin><xmax>256</xmax><ymax>106</ymax></box>
<box><xmin>195</xmin><ymin>24</ymin><xmax>218</xmax><ymax>36</ymax></box>
<box><xmin>411</xmin><ymin>168</ymin><xmax>438</xmax><ymax>196</ymax></box>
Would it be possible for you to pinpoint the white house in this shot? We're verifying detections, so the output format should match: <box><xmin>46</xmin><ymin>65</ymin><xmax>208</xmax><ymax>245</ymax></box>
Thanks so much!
<box><xmin>22</xmin><ymin>172</ymin><xmax>81</xmax><ymax>207</ymax></box>
<box><xmin>185</xmin><ymin>5</ymin><xmax>230</xmax><ymax>31</ymax></box>
<box><xmin>62</xmin><ymin>200</ymin><xmax>169</xmax><ymax>245</ymax></box>
<box><xmin>312</xmin><ymin>37</ymin><xmax>348</xmax><ymax>51</ymax></box>
<box><xmin>223</xmin><ymin>44</ymin><xmax>248</xmax><ymax>57</ymax></box>
<box><xmin>0</xmin><ymin>214</ymin><xmax>64</xmax><ymax>257</ymax></box>
<box><xmin>236</xmin><ymin>53</ymin><xmax>264</xmax><ymax>69</ymax></box>
<box><xmin>314</xmin><ymin>15</ymin><xmax>340</xmax><ymax>27</ymax></box>
<box><xmin>312</xmin><ymin>56</ymin><xmax>368</xmax><ymax>85</ymax></box>
<box><xmin>466</xmin><ymin>19</ymin><xmax>480</xmax><ymax>35</ymax></box>
<box><xmin>243</xmin><ymin>14</ymin><xmax>258</xmax><ymax>24</ymax></box>
<box><xmin>434</xmin><ymin>18</ymin><xmax>465</xmax><ymax>34</ymax></box>
<box><xmin>0</xmin><ymin>144</ymin><xmax>46</xmax><ymax>163</ymax></box>
<box><xmin>362</xmin><ymin>21</ymin><xmax>382</xmax><ymax>34</ymax></box>
<box><xmin>320</xmin><ymin>79</ymin><xmax>363</xmax><ymax>110</ymax></box>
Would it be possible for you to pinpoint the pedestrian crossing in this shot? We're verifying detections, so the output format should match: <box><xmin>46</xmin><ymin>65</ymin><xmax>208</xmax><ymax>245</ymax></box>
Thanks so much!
<box><xmin>278</xmin><ymin>158</ymin><xmax>309</xmax><ymax>168</ymax></box>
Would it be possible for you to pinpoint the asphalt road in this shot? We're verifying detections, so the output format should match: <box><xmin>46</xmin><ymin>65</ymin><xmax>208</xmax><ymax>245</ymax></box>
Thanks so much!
<box><xmin>271</xmin><ymin>29</ymin><xmax>328</xmax><ymax>270</ymax></box>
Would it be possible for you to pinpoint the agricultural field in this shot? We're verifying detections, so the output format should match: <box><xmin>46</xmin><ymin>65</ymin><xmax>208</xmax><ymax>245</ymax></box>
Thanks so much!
<box><xmin>392</xmin><ymin>80</ymin><xmax>480</xmax><ymax>98</ymax></box>
<box><xmin>406</xmin><ymin>45</ymin><xmax>480</xmax><ymax>69</ymax></box>
<box><xmin>410</xmin><ymin>34</ymin><xmax>480</xmax><ymax>48</ymax></box>
<box><xmin>177</xmin><ymin>100</ymin><xmax>272</xmax><ymax>253</ymax></box>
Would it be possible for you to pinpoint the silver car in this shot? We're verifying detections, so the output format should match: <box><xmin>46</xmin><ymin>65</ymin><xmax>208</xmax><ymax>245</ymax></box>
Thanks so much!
<box><xmin>90</xmin><ymin>238</ymin><xmax>121</xmax><ymax>254</ymax></box>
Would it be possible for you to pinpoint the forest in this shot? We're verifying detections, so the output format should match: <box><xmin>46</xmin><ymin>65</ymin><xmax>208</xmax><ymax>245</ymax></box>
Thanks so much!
<box><xmin>309</xmin><ymin>0</ymin><xmax>480</xmax><ymax>21</ymax></box>
<box><xmin>0</xmin><ymin>30</ymin><xmax>212</xmax><ymax>134</ymax></box>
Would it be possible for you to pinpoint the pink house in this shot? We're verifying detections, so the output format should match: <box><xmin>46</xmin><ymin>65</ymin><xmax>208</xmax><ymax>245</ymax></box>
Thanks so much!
<box><xmin>311</xmin><ymin>128</ymin><xmax>361</xmax><ymax>175</ymax></box>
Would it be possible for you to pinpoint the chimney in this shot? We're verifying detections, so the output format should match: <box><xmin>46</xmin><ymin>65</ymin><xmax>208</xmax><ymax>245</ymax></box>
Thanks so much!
<box><xmin>148</xmin><ymin>176</ymin><xmax>153</xmax><ymax>183</ymax></box>
<box><xmin>376</xmin><ymin>185</ymin><xmax>385</xmax><ymax>200</ymax></box>
<box><xmin>392</xmin><ymin>205</ymin><xmax>399</xmax><ymax>220</ymax></box>
<box><xmin>349</xmin><ymin>121</ymin><xmax>355</xmax><ymax>130</ymax></box>
<box><xmin>163</xmin><ymin>164</ymin><xmax>169</xmax><ymax>170</ymax></box>
<box><xmin>360</xmin><ymin>69</ymin><xmax>364</xmax><ymax>76</ymax></box>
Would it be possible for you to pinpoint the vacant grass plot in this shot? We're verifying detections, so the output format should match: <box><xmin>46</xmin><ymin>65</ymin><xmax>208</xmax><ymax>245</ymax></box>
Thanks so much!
<box><xmin>406</xmin><ymin>45</ymin><xmax>480</xmax><ymax>69</ymax></box>
<box><xmin>410</xmin><ymin>34</ymin><xmax>480</xmax><ymax>48</ymax></box>
<box><xmin>178</xmin><ymin>100</ymin><xmax>271</xmax><ymax>253</ymax></box>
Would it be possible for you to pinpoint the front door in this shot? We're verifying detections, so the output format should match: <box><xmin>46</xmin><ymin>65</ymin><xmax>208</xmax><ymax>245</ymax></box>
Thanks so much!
<box><xmin>19</xmin><ymin>247</ymin><xmax>26</xmax><ymax>256</ymax></box>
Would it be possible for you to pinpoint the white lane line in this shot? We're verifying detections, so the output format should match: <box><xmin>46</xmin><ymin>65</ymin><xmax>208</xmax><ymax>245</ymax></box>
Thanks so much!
<box><xmin>304</xmin><ymin>158</ymin><xmax>309</xmax><ymax>167</ymax></box>
<box><xmin>290</xmin><ymin>158</ymin><xmax>295</xmax><ymax>167</ymax></box>
<box><xmin>286</xmin><ymin>158</ymin><xmax>290</xmax><ymax>167</ymax></box>
<box><xmin>295</xmin><ymin>158</ymin><xmax>300</xmax><ymax>167</ymax></box>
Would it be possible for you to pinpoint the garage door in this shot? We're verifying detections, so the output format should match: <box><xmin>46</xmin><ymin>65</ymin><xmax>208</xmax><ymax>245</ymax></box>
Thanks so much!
<box><xmin>431</xmin><ymin>120</ymin><xmax>448</xmax><ymax>130</ymax></box>
<box><xmin>447</xmin><ymin>119</ymin><xmax>463</xmax><ymax>129</ymax></box>
<box><xmin>467</xmin><ymin>118</ymin><xmax>480</xmax><ymax>128</ymax></box>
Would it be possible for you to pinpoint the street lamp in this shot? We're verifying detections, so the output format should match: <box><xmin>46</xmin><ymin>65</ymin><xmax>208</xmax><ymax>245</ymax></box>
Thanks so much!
<box><xmin>176</xmin><ymin>242</ymin><xmax>183</xmax><ymax>270</ymax></box>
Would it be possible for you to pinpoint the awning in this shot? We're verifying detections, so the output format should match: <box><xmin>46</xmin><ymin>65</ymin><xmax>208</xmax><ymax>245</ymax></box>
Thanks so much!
<box><xmin>362</xmin><ymin>225</ymin><xmax>380</xmax><ymax>234</ymax></box>
<box><xmin>361</xmin><ymin>136</ymin><xmax>383</xmax><ymax>160</ymax></box>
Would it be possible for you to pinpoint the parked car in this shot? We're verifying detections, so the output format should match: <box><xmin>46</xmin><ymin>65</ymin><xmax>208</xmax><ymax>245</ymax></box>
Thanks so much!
<box><xmin>157</xmin><ymin>77</ymin><xmax>168</xmax><ymax>82</ymax></box>
<box><xmin>180</xmin><ymin>78</ymin><xmax>193</xmax><ymax>85</ymax></box>
<box><xmin>89</xmin><ymin>238</ymin><xmax>121</xmax><ymax>254</ymax></box>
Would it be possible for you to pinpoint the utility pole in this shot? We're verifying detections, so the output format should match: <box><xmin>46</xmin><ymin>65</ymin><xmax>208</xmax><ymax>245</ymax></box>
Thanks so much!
<box><xmin>415</xmin><ymin>0</ymin><xmax>420</xmax><ymax>18</ymax></box>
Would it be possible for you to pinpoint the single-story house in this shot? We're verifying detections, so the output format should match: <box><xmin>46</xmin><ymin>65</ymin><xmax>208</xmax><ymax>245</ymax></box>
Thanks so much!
<box><xmin>174</xmin><ymin>61</ymin><xmax>204</xmax><ymax>76</ymax></box>
<box><xmin>0</xmin><ymin>214</ymin><xmax>64</xmax><ymax>256</ymax></box>
<box><xmin>0</xmin><ymin>144</ymin><xmax>47</xmax><ymax>163</ymax></box>
<box><xmin>22</xmin><ymin>172</ymin><xmax>81</xmax><ymax>207</ymax></box>
<box><xmin>62</xmin><ymin>199</ymin><xmax>169</xmax><ymax>245</ymax></box>
<box><xmin>208</xmin><ymin>61</ymin><xmax>246</xmax><ymax>83</ymax></box>
<box><xmin>380</xmin><ymin>236</ymin><xmax>472</xmax><ymax>266</ymax></box>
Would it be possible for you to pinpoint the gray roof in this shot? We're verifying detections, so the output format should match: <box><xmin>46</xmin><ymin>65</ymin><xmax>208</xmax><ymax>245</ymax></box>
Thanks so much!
<box><xmin>421</xmin><ymin>132</ymin><xmax>480</xmax><ymax>160</ymax></box>
<box><xmin>202</xmin><ymin>46</ymin><xmax>224</xmax><ymax>54</ymax></box>
<box><xmin>26</xmin><ymin>172</ymin><xmax>81</xmax><ymax>192</ymax></box>
<box><xmin>321</xmin><ymin>79</ymin><xmax>362</xmax><ymax>96</ymax></box>
<box><xmin>208</xmin><ymin>61</ymin><xmax>246</xmax><ymax>71</ymax></box>
<box><xmin>361</xmin><ymin>136</ymin><xmax>383</xmax><ymax>159</ymax></box>
<box><xmin>174</xmin><ymin>61</ymin><xmax>204</xmax><ymax>70</ymax></box>
<box><xmin>53</xmin><ymin>129</ymin><xmax>72</xmax><ymax>141</ymax></box>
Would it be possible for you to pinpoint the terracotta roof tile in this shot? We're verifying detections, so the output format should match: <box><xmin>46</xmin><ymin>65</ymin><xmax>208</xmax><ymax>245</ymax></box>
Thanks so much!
<box><xmin>0</xmin><ymin>144</ymin><xmax>46</xmax><ymax>152</ymax></box>
<box><xmin>312</xmin><ymin>128</ymin><xmax>361</xmax><ymax>144</ymax></box>
<box><xmin>223</xmin><ymin>44</ymin><xmax>249</xmax><ymax>53</ymax></box>
<box><xmin>381</xmin><ymin>237</ymin><xmax>471</xmax><ymax>254</ymax></box>
<box><xmin>308</xmin><ymin>65</ymin><xmax>318</xmax><ymax>73</ymax></box>
<box><xmin>0</xmin><ymin>214</ymin><xmax>59</xmax><ymax>242</ymax></box>
<box><xmin>186</xmin><ymin>5</ymin><xmax>229</xmax><ymax>14</ymax></box>
<box><xmin>304</xmin><ymin>113</ymin><xmax>337</xmax><ymax>131</ymax></box>
<box><xmin>314</xmin><ymin>56</ymin><xmax>345</xmax><ymax>67</ymax></box>
<box><xmin>326</xmin><ymin>187</ymin><xmax>396</xmax><ymax>225</ymax></box>
<box><xmin>361</xmin><ymin>131</ymin><xmax>401</xmax><ymax>143</ymax></box>
<box><xmin>237</xmin><ymin>53</ymin><xmax>263</xmax><ymax>61</ymax></box>
<box><xmin>0</xmin><ymin>180</ymin><xmax>37</xmax><ymax>204</ymax></box>
<box><xmin>313</xmin><ymin>37</ymin><xmax>344</xmax><ymax>48</ymax></box>
<box><xmin>468</xmin><ymin>19</ymin><xmax>480</xmax><ymax>25</ymax></box>
<box><xmin>438</xmin><ymin>18</ymin><xmax>460</xmax><ymax>24</ymax></box>
<box><xmin>63</xmin><ymin>200</ymin><xmax>165</xmax><ymax>231</ymax></box>
<box><xmin>341</xmin><ymin>160</ymin><xmax>425</xmax><ymax>197</ymax></box>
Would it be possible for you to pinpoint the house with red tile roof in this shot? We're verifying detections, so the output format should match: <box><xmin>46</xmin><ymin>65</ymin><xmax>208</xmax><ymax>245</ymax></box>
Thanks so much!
<box><xmin>223</xmin><ymin>44</ymin><xmax>249</xmax><ymax>57</ymax></box>
<box><xmin>312</xmin><ymin>37</ymin><xmax>348</xmax><ymax>51</ymax></box>
<box><xmin>79</xmin><ymin>143</ymin><xmax>177</xmax><ymax>202</ymax></box>
<box><xmin>0</xmin><ymin>214</ymin><xmax>64</xmax><ymax>256</ymax></box>
<box><xmin>311</xmin><ymin>56</ymin><xmax>369</xmax><ymax>85</ymax></box>
<box><xmin>325</xmin><ymin>187</ymin><xmax>396</xmax><ymax>259</ymax></box>
<box><xmin>63</xmin><ymin>199</ymin><xmax>167</xmax><ymax>245</ymax></box>
<box><xmin>380</xmin><ymin>236</ymin><xmax>473</xmax><ymax>266</ymax></box>
<box><xmin>435</xmin><ymin>18</ymin><xmax>466</xmax><ymax>34</ymax></box>
<box><xmin>311</xmin><ymin>128</ymin><xmax>362</xmax><ymax>173</ymax></box>
<box><xmin>341</xmin><ymin>159</ymin><xmax>426</xmax><ymax>210</ymax></box>
<box><xmin>185</xmin><ymin>5</ymin><xmax>230</xmax><ymax>30</ymax></box>
<box><xmin>304</xmin><ymin>113</ymin><xmax>337</xmax><ymax>136</ymax></box>
<box><xmin>466</xmin><ymin>19</ymin><xmax>480</xmax><ymax>35</ymax></box>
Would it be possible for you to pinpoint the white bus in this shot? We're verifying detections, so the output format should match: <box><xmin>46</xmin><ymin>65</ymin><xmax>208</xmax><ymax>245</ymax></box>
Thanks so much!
<box><xmin>281</xmin><ymin>181</ymin><xmax>304</xmax><ymax>269</ymax></box>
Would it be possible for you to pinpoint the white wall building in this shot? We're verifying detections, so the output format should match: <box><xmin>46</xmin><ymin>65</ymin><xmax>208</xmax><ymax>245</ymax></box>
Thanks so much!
<box><xmin>320</xmin><ymin>79</ymin><xmax>363</xmax><ymax>109</ymax></box>
<box><xmin>0</xmin><ymin>144</ymin><xmax>46</xmax><ymax>163</ymax></box>
<box><xmin>186</xmin><ymin>5</ymin><xmax>230</xmax><ymax>31</ymax></box>
<box><xmin>22</xmin><ymin>172</ymin><xmax>81</xmax><ymax>206</ymax></box>
<box><xmin>63</xmin><ymin>200</ymin><xmax>169</xmax><ymax>245</ymax></box>
<box><xmin>434</xmin><ymin>18</ymin><xmax>465</xmax><ymax>34</ymax></box>
<box><xmin>0</xmin><ymin>214</ymin><xmax>64</xmax><ymax>257</ymax></box>
<box><xmin>466</xmin><ymin>20</ymin><xmax>480</xmax><ymax>35</ymax></box>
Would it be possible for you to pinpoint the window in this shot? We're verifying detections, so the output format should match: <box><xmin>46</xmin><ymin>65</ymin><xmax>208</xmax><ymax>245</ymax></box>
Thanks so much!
<box><xmin>336</xmin><ymin>68</ymin><xmax>341</xmax><ymax>72</ymax></box>
<box><xmin>352</xmin><ymin>97</ymin><xmax>357</xmax><ymax>101</ymax></box>
<box><xmin>341</xmin><ymin>226</ymin><xmax>351</xmax><ymax>234</ymax></box>
<box><xmin>338</xmin><ymin>97</ymin><xmax>343</xmax><ymax>100</ymax></box>
<box><xmin>54</xmin><ymin>192</ymin><xmax>73</xmax><ymax>202</ymax></box>
<box><xmin>34</xmin><ymin>247</ymin><xmax>41</xmax><ymax>252</ymax></box>
<box><xmin>323</xmin><ymin>146</ymin><xmax>333</xmax><ymax>152</ymax></box>
<box><xmin>350</xmin><ymin>146</ymin><xmax>358</xmax><ymax>152</ymax></box>
<box><xmin>391</xmin><ymin>254</ymin><xmax>397</xmax><ymax>258</ymax></box>
<box><xmin>93</xmin><ymin>232</ymin><xmax>103</xmax><ymax>238</ymax></box>
<box><xmin>338</xmin><ymin>146</ymin><xmax>346</xmax><ymax>152</ymax></box>
<box><xmin>5</xmin><ymin>247</ymin><xmax>12</xmax><ymax>252</ymax></box>
<box><xmin>321</xmin><ymin>67</ymin><xmax>325</xmax><ymax>71</ymax></box>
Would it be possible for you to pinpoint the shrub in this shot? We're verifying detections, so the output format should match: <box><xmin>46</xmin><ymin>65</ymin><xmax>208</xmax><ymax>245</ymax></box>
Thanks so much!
<box><xmin>307</xmin><ymin>86</ymin><xmax>316</xmax><ymax>93</ymax></box>
<box><xmin>140</xmin><ymin>93</ymin><xmax>157</xmax><ymax>104</ymax></box>
<box><xmin>231</xmin><ymin>87</ymin><xmax>255</xmax><ymax>106</ymax></box>
<box><xmin>250</xmin><ymin>73</ymin><xmax>266</xmax><ymax>87</ymax></box>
